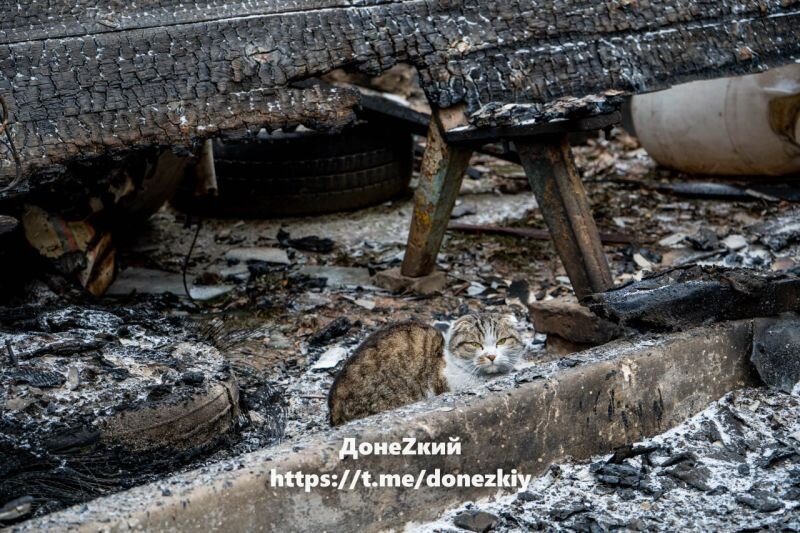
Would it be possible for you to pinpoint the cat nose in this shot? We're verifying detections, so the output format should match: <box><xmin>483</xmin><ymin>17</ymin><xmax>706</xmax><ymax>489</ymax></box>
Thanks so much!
<box><xmin>486</xmin><ymin>354</ymin><xmax>496</xmax><ymax>362</ymax></box>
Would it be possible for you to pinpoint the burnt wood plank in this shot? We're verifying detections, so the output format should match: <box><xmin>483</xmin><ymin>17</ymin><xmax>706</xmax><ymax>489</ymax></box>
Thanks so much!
<box><xmin>0</xmin><ymin>0</ymin><xmax>798</xmax><ymax>186</ymax></box>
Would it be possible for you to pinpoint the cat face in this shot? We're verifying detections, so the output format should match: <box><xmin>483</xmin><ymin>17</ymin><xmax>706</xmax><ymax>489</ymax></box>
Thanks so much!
<box><xmin>446</xmin><ymin>314</ymin><xmax>524</xmax><ymax>375</ymax></box>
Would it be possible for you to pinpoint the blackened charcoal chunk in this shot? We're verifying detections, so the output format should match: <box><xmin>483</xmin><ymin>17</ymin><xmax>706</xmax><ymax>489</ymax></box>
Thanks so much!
<box><xmin>7</xmin><ymin>370</ymin><xmax>65</xmax><ymax>388</ymax></box>
<box><xmin>618</xmin><ymin>488</ymin><xmax>636</xmax><ymax>501</ymax></box>
<box><xmin>686</xmin><ymin>228</ymin><xmax>719</xmax><ymax>251</ymax></box>
<box><xmin>735</xmin><ymin>490</ymin><xmax>785</xmax><ymax>512</ymax></box>
<box><xmin>783</xmin><ymin>487</ymin><xmax>800</xmax><ymax>501</ymax></box>
<box><xmin>516</xmin><ymin>491</ymin><xmax>540</xmax><ymax>502</ymax></box>
<box><xmin>571</xmin><ymin>514</ymin><xmax>609</xmax><ymax>533</ymax></box>
<box><xmin>751</xmin><ymin>316</ymin><xmax>800</xmax><ymax>394</ymax></box>
<box><xmin>178</xmin><ymin>371</ymin><xmax>205</xmax><ymax>386</ymax></box>
<box><xmin>453</xmin><ymin>510</ymin><xmax>499</xmax><ymax>532</ymax></box>
<box><xmin>549</xmin><ymin>502</ymin><xmax>591</xmax><ymax>521</ymax></box>
<box><xmin>663</xmin><ymin>463</ymin><xmax>713</xmax><ymax>492</ymax></box>
<box><xmin>661</xmin><ymin>451</ymin><xmax>697</xmax><ymax>467</ymax></box>
<box><xmin>590</xmin><ymin>462</ymin><xmax>643</xmax><ymax>488</ymax></box>
<box><xmin>308</xmin><ymin>317</ymin><xmax>351</xmax><ymax>346</ymax></box>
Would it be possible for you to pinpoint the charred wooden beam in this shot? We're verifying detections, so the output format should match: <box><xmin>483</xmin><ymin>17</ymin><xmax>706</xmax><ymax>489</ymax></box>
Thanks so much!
<box><xmin>587</xmin><ymin>266</ymin><xmax>800</xmax><ymax>332</ymax></box>
<box><xmin>0</xmin><ymin>1</ymin><xmax>798</xmax><ymax>188</ymax></box>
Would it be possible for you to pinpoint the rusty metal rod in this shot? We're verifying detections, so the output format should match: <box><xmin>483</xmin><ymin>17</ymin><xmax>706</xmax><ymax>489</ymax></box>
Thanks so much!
<box><xmin>447</xmin><ymin>223</ymin><xmax>636</xmax><ymax>245</ymax></box>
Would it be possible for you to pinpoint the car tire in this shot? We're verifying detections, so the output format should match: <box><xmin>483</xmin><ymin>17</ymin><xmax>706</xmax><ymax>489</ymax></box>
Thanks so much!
<box><xmin>172</xmin><ymin>124</ymin><xmax>414</xmax><ymax>218</ymax></box>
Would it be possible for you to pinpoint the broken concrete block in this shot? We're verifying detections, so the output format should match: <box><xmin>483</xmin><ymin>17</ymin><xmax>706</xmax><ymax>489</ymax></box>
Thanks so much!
<box><xmin>371</xmin><ymin>268</ymin><xmax>447</xmax><ymax>295</ymax></box>
<box><xmin>751</xmin><ymin>315</ymin><xmax>800</xmax><ymax>394</ymax></box>
<box><xmin>529</xmin><ymin>300</ymin><xmax>621</xmax><ymax>345</ymax></box>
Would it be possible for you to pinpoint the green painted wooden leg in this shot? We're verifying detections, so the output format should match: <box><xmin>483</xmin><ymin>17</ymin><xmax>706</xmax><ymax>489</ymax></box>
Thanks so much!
<box><xmin>401</xmin><ymin>111</ymin><xmax>473</xmax><ymax>277</ymax></box>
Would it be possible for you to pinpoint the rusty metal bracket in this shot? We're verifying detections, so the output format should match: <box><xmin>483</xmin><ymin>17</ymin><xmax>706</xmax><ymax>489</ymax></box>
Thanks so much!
<box><xmin>401</xmin><ymin>109</ymin><xmax>473</xmax><ymax>278</ymax></box>
<box><xmin>516</xmin><ymin>135</ymin><xmax>613</xmax><ymax>300</ymax></box>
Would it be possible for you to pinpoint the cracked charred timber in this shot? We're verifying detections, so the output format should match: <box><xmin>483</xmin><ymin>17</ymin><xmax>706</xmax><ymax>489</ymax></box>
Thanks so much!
<box><xmin>0</xmin><ymin>1</ymin><xmax>798</xmax><ymax>192</ymax></box>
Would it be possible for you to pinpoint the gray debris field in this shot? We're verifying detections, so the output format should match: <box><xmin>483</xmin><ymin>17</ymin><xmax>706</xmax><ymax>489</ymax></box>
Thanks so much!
<box><xmin>416</xmin><ymin>387</ymin><xmax>800</xmax><ymax>532</ymax></box>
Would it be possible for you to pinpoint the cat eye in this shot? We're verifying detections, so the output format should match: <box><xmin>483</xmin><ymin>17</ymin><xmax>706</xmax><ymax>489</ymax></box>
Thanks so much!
<box><xmin>497</xmin><ymin>337</ymin><xmax>515</xmax><ymax>345</ymax></box>
<box><xmin>464</xmin><ymin>342</ymin><xmax>483</xmax><ymax>349</ymax></box>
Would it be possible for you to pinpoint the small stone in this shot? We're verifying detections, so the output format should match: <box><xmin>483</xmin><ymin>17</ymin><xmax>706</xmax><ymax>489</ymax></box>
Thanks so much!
<box><xmin>722</xmin><ymin>234</ymin><xmax>748</xmax><ymax>251</ymax></box>
<box><xmin>346</xmin><ymin>297</ymin><xmax>375</xmax><ymax>310</ymax></box>
<box><xmin>771</xmin><ymin>257</ymin><xmax>797</xmax><ymax>271</ymax></box>
<box><xmin>658</xmin><ymin>233</ymin><xmax>687</xmax><ymax>247</ymax></box>
<box><xmin>453</xmin><ymin>510</ymin><xmax>498</xmax><ymax>532</ymax></box>
<box><xmin>5</xmin><ymin>397</ymin><xmax>34</xmax><ymax>411</ymax></box>
<box><xmin>451</xmin><ymin>204</ymin><xmax>477</xmax><ymax>219</ymax></box>
<box><xmin>633</xmin><ymin>253</ymin><xmax>653</xmax><ymax>269</ymax></box>
<box><xmin>312</xmin><ymin>346</ymin><xmax>347</xmax><ymax>371</ymax></box>
<box><xmin>467</xmin><ymin>282</ymin><xmax>486</xmax><ymax>296</ymax></box>
<box><xmin>66</xmin><ymin>366</ymin><xmax>80</xmax><ymax>390</ymax></box>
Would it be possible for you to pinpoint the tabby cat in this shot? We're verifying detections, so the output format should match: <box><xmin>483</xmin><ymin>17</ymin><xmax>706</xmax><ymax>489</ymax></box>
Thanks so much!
<box><xmin>328</xmin><ymin>314</ymin><xmax>524</xmax><ymax>425</ymax></box>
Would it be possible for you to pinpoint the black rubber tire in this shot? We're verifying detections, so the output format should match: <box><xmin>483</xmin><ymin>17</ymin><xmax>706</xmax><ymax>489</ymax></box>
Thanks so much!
<box><xmin>172</xmin><ymin>125</ymin><xmax>414</xmax><ymax>218</ymax></box>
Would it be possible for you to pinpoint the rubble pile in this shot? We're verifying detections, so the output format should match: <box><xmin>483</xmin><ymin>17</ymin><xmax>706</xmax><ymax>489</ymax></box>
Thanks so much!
<box><xmin>418</xmin><ymin>387</ymin><xmax>800</xmax><ymax>532</ymax></box>
<box><xmin>0</xmin><ymin>298</ymin><xmax>285</xmax><ymax>522</ymax></box>
<box><xmin>1</xmin><ymin>127</ymin><xmax>799</xmax><ymax>525</ymax></box>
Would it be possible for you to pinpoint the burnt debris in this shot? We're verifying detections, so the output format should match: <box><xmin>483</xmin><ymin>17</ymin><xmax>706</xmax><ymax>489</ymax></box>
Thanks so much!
<box><xmin>2</xmin><ymin>2</ymin><xmax>799</xmax><ymax>191</ymax></box>
<box><xmin>751</xmin><ymin>316</ymin><xmax>800</xmax><ymax>395</ymax></box>
<box><xmin>588</xmin><ymin>266</ymin><xmax>800</xmax><ymax>332</ymax></box>
<box><xmin>0</xmin><ymin>302</ymin><xmax>285</xmax><ymax>523</ymax></box>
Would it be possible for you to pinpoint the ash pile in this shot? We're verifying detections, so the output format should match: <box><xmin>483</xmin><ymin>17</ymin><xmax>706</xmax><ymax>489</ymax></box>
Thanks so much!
<box><xmin>0</xmin><ymin>294</ymin><xmax>285</xmax><ymax>523</ymax></box>
<box><xmin>417</xmin><ymin>388</ymin><xmax>800</xmax><ymax>532</ymax></box>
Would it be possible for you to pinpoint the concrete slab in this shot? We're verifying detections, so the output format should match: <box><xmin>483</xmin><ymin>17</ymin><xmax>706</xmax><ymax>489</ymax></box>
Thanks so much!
<box><xmin>16</xmin><ymin>321</ymin><xmax>759</xmax><ymax>532</ymax></box>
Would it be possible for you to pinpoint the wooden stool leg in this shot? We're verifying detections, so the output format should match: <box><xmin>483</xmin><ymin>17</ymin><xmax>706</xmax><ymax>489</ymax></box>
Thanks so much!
<box><xmin>516</xmin><ymin>135</ymin><xmax>613</xmax><ymax>301</ymax></box>
<box><xmin>401</xmin><ymin>111</ymin><xmax>473</xmax><ymax>278</ymax></box>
